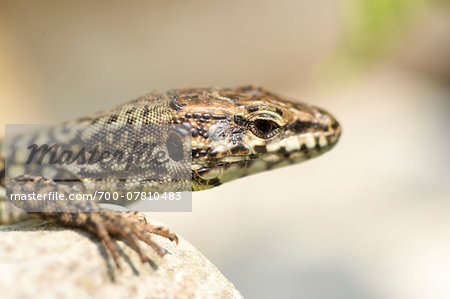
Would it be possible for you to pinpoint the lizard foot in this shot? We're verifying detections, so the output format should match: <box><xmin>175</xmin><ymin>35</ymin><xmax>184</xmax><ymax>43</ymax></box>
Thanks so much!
<box><xmin>86</xmin><ymin>210</ymin><xmax>178</xmax><ymax>269</ymax></box>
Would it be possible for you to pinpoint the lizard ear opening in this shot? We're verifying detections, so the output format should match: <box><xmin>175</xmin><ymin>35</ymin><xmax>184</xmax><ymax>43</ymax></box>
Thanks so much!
<box><xmin>166</xmin><ymin>132</ymin><xmax>184</xmax><ymax>162</ymax></box>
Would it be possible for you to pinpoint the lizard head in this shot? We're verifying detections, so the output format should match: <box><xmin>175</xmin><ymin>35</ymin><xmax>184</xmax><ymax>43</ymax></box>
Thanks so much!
<box><xmin>168</xmin><ymin>85</ymin><xmax>341</xmax><ymax>190</ymax></box>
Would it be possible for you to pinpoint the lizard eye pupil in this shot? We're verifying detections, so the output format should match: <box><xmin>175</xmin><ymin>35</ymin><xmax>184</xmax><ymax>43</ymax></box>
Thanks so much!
<box><xmin>254</xmin><ymin>119</ymin><xmax>273</xmax><ymax>134</ymax></box>
<box><xmin>251</xmin><ymin>119</ymin><xmax>280</xmax><ymax>138</ymax></box>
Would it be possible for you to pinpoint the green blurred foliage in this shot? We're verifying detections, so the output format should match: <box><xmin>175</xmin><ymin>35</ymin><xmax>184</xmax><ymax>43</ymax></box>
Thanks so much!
<box><xmin>340</xmin><ymin>0</ymin><xmax>428</xmax><ymax>62</ymax></box>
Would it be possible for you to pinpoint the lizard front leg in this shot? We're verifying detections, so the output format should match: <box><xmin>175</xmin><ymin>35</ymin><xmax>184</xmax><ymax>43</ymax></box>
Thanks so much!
<box><xmin>6</xmin><ymin>175</ymin><xmax>178</xmax><ymax>269</ymax></box>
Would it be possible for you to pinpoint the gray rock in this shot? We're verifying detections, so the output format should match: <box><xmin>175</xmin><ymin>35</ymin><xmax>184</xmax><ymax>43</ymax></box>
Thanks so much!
<box><xmin>0</xmin><ymin>219</ymin><xmax>242</xmax><ymax>299</ymax></box>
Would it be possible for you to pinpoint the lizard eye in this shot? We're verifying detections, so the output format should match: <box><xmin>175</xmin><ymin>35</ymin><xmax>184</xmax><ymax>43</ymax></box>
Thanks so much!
<box><xmin>251</xmin><ymin>119</ymin><xmax>280</xmax><ymax>139</ymax></box>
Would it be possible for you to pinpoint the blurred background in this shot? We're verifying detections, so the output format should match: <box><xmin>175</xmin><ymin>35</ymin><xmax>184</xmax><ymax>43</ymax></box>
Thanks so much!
<box><xmin>1</xmin><ymin>0</ymin><xmax>449</xmax><ymax>298</ymax></box>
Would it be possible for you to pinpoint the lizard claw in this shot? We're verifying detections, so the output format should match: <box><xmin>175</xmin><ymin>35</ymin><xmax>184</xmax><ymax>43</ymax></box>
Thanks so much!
<box><xmin>87</xmin><ymin>210</ymin><xmax>178</xmax><ymax>268</ymax></box>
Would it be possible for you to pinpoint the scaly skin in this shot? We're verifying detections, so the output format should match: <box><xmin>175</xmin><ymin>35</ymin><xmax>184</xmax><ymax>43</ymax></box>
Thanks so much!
<box><xmin>0</xmin><ymin>85</ymin><xmax>341</xmax><ymax>269</ymax></box>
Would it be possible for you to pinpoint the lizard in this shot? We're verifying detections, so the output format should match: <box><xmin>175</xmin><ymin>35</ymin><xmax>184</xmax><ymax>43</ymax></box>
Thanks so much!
<box><xmin>0</xmin><ymin>85</ymin><xmax>341</xmax><ymax>269</ymax></box>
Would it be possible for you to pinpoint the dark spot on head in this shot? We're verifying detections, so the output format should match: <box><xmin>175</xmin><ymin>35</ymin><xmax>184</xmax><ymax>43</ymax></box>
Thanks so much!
<box><xmin>234</xmin><ymin>115</ymin><xmax>246</xmax><ymax>126</ymax></box>
<box><xmin>275</xmin><ymin>108</ymin><xmax>283</xmax><ymax>116</ymax></box>
<box><xmin>191</xmin><ymin>128</ymin><xmax>199</xmax><ymax>137</ymax></box>
<box><xmin>230</xmin><ymin>143</ymin><xmax>247</xmax><ymax>154</ymax></box>
<box><xmin>208</xmin><ymin>149</ymin><xmax>218</xmax><ymax>157</ymax></box>
<box><xmin>290</xmin><ymin>120</ymin><xmax>313</xmax><ymax>133</ymax></box>
<box><xmin>212</xmin><ymin>114</ymin><xmax>227</xmax><ymax>119</ymax></box>
<box><xmin>185</xmin><ymin>113</ymin><xmax>192</xmax><ymax>118</ymax></box>
<box><xmin>247</xmin><ymin>106</ymin><xmax>259</xmax><ymax>113</ymax></box>
<box><xmin>254</xmin><ymin>145</ymin><xmax>267</xmax><ymax>154</ymax></box>
<box><xmin>193</xmin><ymin>113</ymin><xmax>202</xmax><ymax>118</ymax></box>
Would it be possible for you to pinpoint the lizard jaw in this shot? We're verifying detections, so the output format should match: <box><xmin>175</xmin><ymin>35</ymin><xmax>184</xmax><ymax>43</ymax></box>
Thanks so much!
<box><xmin>192</xmin><ymin>125</ymin><xmax>341</xmax><ymax>184</ymax></box>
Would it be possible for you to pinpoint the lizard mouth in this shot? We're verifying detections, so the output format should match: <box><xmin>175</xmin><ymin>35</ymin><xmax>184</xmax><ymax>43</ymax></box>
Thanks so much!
<box><xmin>192</xmin><ymin>121</ymin><xmax>341</xmax><ymax>182</ymax></box>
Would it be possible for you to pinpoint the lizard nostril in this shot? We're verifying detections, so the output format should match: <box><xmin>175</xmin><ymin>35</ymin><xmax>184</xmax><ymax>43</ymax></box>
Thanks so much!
<box><xmin>329</xmin><ymin>119</ymin><xmax>342</xmax><ymax>143</ymax></box>
<box><xmin>331</xmin><ymin>119</ymin><xmax>340</xmax><ymax>130</ymax></box>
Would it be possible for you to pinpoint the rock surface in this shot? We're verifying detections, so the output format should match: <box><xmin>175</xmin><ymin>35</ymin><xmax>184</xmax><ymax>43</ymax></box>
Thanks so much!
<box><xmin>0</xmin><ymin>218</ymin><xmax>242</xmax><ymax>299</ymax></box>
